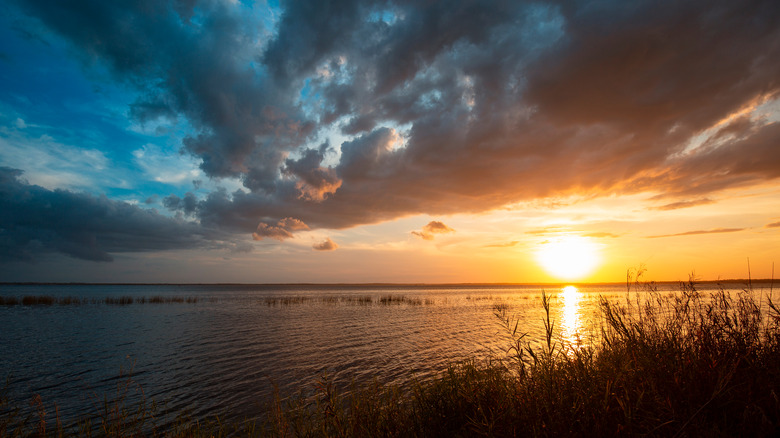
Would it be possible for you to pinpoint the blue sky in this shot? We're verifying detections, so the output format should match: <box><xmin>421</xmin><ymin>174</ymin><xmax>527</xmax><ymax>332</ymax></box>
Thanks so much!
<box><xmin>1</xmin><ymin>0</ymin><xmax>779</xmax><ymax>283</ymax></box>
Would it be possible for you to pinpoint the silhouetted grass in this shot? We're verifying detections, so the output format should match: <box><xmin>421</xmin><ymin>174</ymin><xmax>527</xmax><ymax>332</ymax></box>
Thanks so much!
<box><xmin>4</xmin><ymin>278</ymin><xmax>780</xmax><ymax>436</ymax></box>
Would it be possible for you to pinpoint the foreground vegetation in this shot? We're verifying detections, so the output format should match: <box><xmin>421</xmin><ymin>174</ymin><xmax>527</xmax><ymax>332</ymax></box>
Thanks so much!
<box><xmin>3</xmin><ymin>278</ymin><xmax>780</xmax><ymax>436</ymax></box>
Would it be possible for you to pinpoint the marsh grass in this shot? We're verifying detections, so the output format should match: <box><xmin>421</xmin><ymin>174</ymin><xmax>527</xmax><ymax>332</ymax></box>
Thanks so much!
<box><xmin>2</xmin><ymin>293</ymin><xmax>441</xmax><ymax>308</ymax></box>
<box><xmin>0</xmin><ymin>296</ymin><xmax>200</xmax><ymax>306</ymax></box>
<box><xmin>5</xmin><ymin>278</ymin><xmax>780</xmax><ymax>436</ymax></box>
<box><xmin>260</xmin><ymin>295</ymin><xmax>424</xmax><ymax>307</ymax></box>
<box><xmin>378</xmin><ymin>295</ymin><xmax>422</xmax><ymax>305</ymax></box>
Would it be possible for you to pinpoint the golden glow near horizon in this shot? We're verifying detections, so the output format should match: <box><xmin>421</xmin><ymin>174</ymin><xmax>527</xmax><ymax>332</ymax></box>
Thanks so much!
<box><xmin>536</xmin><ymin>236</ymin><xmax>601</xmax><ymax>281</ymax></box>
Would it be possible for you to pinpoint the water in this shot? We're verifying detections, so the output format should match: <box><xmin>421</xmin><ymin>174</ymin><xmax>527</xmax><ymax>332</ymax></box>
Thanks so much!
<box><xmin>0</xmin><ymin>282</ymin><xmax>767</xmax><ymax>426</ymax></box>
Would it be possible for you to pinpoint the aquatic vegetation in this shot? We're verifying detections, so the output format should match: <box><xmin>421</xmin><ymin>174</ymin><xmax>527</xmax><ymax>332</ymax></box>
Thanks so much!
<box><xmin>0</xmin><ymin>295</ymin><xmax>201</xmax><ymax>306</ymax></box>
<box><xmin>378</xmin><ymin>295</ymin><xmax>422</xmax><ymax>305</ymax></box>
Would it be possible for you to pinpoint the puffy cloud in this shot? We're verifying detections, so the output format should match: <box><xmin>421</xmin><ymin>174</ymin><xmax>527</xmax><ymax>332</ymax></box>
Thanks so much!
<box><xmin>252</xmin><ymin>217</ymin><xmax>310</xmax><ymax>241</ymax></box>
<box><xmin>412</xmin><ymin>221</ymin><xmax>455</xmax><ymax>240</ymax></box>
<box><xmin>9</xmin><ymin>0</ymin><xmax>780</xmax><ymax>245</ymax></box>
<box><xmin>282</xmin><ymin>143</ymin><xmax>342</xmax><ymax>201</ymax></box>
<box><xmin>313</xmin><ymin>237</ymin><xmax>339</xmax><ymax>251</ymax></box>
<box><xmin>0</xmin><ymin>167</ymin><xmax>228</xmax><ymax>262</ymax></box>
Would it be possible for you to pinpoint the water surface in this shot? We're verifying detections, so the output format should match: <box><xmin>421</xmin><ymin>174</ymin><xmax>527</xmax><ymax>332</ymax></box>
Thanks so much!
<box><xmin>0</xmin><ymin>282</ymin><xmax>766</xmax><ymax>425</ymax></box>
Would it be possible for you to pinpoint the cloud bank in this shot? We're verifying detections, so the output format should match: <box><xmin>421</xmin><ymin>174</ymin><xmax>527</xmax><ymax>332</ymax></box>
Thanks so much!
<box><xmin>5</xmin><ymin>0</ymin><xmax>780</xmax><ymax>261</ymax></box>
<box><xmin>0</xmin><ymin>167</ymin><xmax>230</xmax><ymax>262</ymax></box>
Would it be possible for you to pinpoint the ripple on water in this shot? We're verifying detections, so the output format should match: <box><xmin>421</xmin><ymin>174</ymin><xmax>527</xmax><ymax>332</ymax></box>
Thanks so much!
<box><xmin>0</xmin><ymin>282</ymin><xmax>759</xmax><ymax>424</ymax></box>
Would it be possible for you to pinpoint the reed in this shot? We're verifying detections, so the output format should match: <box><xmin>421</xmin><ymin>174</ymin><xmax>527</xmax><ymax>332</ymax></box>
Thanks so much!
<box><xmin>0</xmin><ymin>296</ymin><xmax>19</xmax><ymax>305</ymax></box>
<box><xmin>342</xmin><ymin>296</ymin><xmax>373</xmax><ymax>305</ymax></box>
<box><xmin>0</xmin><ymin>295</ymin><xmax>200</xmax><ymax>306</ymax></box>
<box><xmin>104</xmin><ymin>296</ymin><xmax>135</xmax><ymax>305</ymax></box>
<box><xmin>378</xmin><ymin>295</ymin><xmax>422</xmax><ymax>305</ymax></box>
<box><xmin>21</xmin><ymin>296</ymin><xmax>54</xmax><ymax>306</ymax></box>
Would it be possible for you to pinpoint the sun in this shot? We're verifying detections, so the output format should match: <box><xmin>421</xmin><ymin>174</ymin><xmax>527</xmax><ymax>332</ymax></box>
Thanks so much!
<box><xmin>535</xmin><ymin>235</ymin><xmax>601</xmax><ymax>280</ymax></box>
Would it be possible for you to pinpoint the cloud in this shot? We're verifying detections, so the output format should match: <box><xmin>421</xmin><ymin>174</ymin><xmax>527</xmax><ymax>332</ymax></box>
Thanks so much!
<box><xmin>526</xmin><ymin>227</ymin><xmax>566</xmax><ymax>236</ymax></box>
<box><xmin>524</xmin><ymin>228</ymin><xmax>618</xmax><ymax>239</ymax></box>
<box><xmin>484</xmin><ymin>241</ymin><xmax>519</xmax><ymax>248</ymax></box>
<box><xmin>766</xmin><ymin>222</ymin><xmax>780</xmax><ymax>228</ymax></box>
<box><xmin>412</xmin><ymin>221</ymin><xmax>455</xmax><ymax>240</ymax></box>
<box><xmin>313</xmin><ymin>237</ymin><xmax>339</xmax><ymax>251</ymax></box>
<box><xmin>163</xmin><ymin>192</ymin><xmax>199</xmax><ymax>216</ymax></box>
<box><xmin>282</xmin><ymin>143</ymin><xmax>342</xmax><ymax>201</ymax></box>
<box><xmin>650</xmin><ymin>198</ymin><xmax>716</xmax><ymax>211</ymax></box>
<box><xmin>583</xmin><ymin>232</ymin><xmax>620</xmax><ymax>238</ymax></box>
<box><xmin>252</xmin><ymin>217</ymin><xmax>310</xmax><ymax>241</ymax></box>
<box><xmin>0</xmin><ymin>167</ymin><xmax>228</xmax><ymax>262</ymax></box>
<box><xmin>647</xmin><ymin>228</ymin><xmax>746</xmax><ymax>239</ymax></box>
<box><xmin>132</xmin><ymin>144</ymin><xmax>201</xmax><ymax>185</ymax></box>
<box><xmin>9</xmin><ymin>0</ymin><xmax>780</xmax><ymax>243</ymax></box>
<box><xmin>0</xmin><ymin>128</ymin><xmax>111</xmax><ymax>190</ymax></box>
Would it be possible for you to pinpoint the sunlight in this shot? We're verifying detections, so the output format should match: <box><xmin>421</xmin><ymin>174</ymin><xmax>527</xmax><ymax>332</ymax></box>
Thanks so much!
<box><xmin>536</xmin><ymin>235</ymin><xmax>600</xmax><ymax>280</ymax></box>
<box><xmin>560</xmin><ymin>285</ymin><xmax>582</xmax><ymax>346</ymax></box>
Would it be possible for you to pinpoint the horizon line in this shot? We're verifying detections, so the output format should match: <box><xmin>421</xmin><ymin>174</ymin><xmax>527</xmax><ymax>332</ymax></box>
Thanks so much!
<box><xmin>0</xmin><ymin>279</ymin><xmax>773</xmax><ymax>287</ymax></box>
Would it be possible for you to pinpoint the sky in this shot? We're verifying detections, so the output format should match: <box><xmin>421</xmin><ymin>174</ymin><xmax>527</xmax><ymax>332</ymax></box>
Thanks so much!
<box><xmin>1</xmin><ymin>0</ymin><xmax>779</xmax><ymax>284</ymax></box>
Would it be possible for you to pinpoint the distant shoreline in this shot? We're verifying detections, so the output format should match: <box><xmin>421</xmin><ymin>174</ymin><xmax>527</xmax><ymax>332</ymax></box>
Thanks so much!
<box><xmin>0</xmin><ymin>279</ymin><xmax>773</xmax><ymax>287</ymax></box>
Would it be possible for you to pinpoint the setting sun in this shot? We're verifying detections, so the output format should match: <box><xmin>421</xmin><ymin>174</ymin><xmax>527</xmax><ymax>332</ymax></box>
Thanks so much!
<box><xmin>536</xmin><ymin>236</ymin><xmax>601</xmax><ymax>280</ymax></box>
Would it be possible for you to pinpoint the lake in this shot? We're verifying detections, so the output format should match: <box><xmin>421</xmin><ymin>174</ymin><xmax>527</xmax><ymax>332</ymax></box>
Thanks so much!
<box><xmin>0</xmin><ymin>281</ymin><xmax>767</xmax><ymax>427</ymax></box>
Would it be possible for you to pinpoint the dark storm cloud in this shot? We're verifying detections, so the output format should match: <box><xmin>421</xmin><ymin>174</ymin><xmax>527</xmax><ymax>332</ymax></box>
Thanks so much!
<box><xmin>0</xmin><ymin>168</ymin><xmax>228</xmax><ymax>262</ymax></box>
<box><xmin>163</xmin><ymin>192</ymin><xmax>199</xmax><ymax>216</ymax></box>
<box><xmin>11</xmin><ymin>0</ymin><xmax>780</xmax><ymax>246</ymax></box>
<box><xmin>281</xmin><ymin>143</ymin><xmax>342</xmax><ymax>201</ymax></box>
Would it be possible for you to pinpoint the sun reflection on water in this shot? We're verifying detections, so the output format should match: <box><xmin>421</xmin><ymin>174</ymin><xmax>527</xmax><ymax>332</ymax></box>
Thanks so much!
<box><xmin>560</xmin><ymin>285</ymin><xmax>583</xmax><ymax>346</ymax></box>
